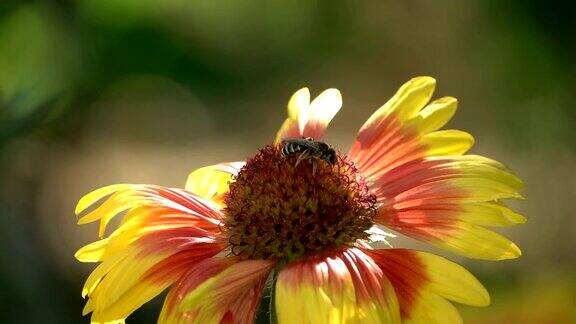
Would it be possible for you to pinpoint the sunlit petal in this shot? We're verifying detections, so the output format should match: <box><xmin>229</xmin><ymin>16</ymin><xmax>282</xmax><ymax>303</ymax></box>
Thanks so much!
<box><xmin>275</xmin><ymin>248</ymin><xmax>401</xmax><ymax>324</ymax></box>
<box><xmin>363</xmin><ymin>248</ymin><xmax>489</xmax><ymax>323</ymax></box>
<box><xmin>349</xmin><ymin>77</ymin><xmax>524</xmax><ymax>260</ymax></box>
<box><xmin>76</xmin><ymin>185</ymin><xmax>225</xmax><ymax>322</ymax></box>
<box><xmin>275</xmin><ymin>88</ymin><xmax>341</xmax><ymax>143</ymax></box>
<box><xmin>159</xmin><ymin>257</ymin><xmax>274</xmax><ymax>324</ymax></box>
<box><xmin>185</xmin><ymin>162</ymin><xmax>244</xmax><ymax>205</ymax></box>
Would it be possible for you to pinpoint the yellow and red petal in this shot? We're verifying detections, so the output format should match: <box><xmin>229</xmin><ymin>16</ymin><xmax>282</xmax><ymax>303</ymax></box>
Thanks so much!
<box><xmin>348</xmin><ymin>77</ymin><xmax>524</xmax><ymax>260</ymax></box>
<box><xmin>83</xmin><ymin>240</ymin><xmax>223</xmax><ymax>322</ymax></box>
<box><xmin>348</xmin><ymin>77</ymin><xmax>466</xmax><ymax>179</ymax></box>
<box><xmin>76</xmin><ymin>184</ymin><xmax>222</xmax><ymax>238</ymax></box>
<box><xmin>362</xmin><ymin>248</ymin><xmax>489</xmax><ymax>323</ymax></box>
<box><xmin>159</xmin><ymin>257</ymin><xmax>274</xmax><ymax>324</ymax></box>
<box><xmin>374</xmin><ymin>156</ymin><xmax>523</xmax><ymax>260</ymax></box>
<box><xmin>184</xmin><ymin>162</ymin><xmax>245</xmax><ymax>206</ymax></box>
<box><xmin>76</xmin><ymin>185</ymin><xmax>227</xmax><ymax>322</ymax></box>
<box><xmin>275</xmin><ymin>248</ymin><xmax>401</xmax><ymax>324</ymax></box>
<box><xmin>275</xmin><ymin>87</ymin><xmax>342</xmax><ymax>143</ymax></box>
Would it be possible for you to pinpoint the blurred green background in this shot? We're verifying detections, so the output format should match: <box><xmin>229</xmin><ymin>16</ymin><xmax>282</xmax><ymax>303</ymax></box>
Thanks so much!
<box><xmin>0</xmin><ymin>1</ymin><xmax>574</xmax><ymax>323</ymax></box>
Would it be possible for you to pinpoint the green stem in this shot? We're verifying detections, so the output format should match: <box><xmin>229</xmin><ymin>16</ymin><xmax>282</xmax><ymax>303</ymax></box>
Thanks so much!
<box><xmin>269</xmin><ymin>268</ymin><xmax>279</xmax><ymax>324</ymax></box>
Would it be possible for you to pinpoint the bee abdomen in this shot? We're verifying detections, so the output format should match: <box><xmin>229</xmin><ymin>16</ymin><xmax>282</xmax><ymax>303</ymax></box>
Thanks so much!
<box><xmin>282</xmin><ymin>142</ymin><xmax>303</xmax><ymax>156</ymax></box>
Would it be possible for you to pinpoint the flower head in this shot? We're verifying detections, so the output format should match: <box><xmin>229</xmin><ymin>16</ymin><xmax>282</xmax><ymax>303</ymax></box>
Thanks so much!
<box><xmin>223</xmin><ymin>144</ymin><xmax>376</xmax><ymax>260</ymax></box>
<box><xmin>75</xmin><ymin>77</ymin><xmax>525</xmax><ymax>323</ymax></box>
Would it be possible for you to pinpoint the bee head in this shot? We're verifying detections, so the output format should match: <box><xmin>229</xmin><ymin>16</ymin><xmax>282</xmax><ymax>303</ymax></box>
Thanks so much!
<box><xmin>325</xmin><ymin>150</ymin><xmax>337</xmax><ymax>165</ymax></box>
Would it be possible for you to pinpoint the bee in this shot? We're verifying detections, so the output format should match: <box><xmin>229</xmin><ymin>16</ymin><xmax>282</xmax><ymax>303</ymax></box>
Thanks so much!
<box><xmin>282</xmin><ymin>137</ymin><xmax>337</xmax><ymax>171</ymax></box>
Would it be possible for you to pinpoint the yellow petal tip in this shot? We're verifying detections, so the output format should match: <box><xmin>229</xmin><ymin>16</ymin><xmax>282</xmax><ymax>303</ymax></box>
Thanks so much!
<box><xmin>509</xmin><ymin>213</ymin><xmax>527</xmax><ymax>224</ymax></box>
<box><xmin>478</xmin><ymin>292</ymin><xmax>491</xmax><ymax>307</ymax></box>
<box><xmin>470</xmin><ymin>284</ymin><xmax>491</xmax><ymax>307</ymax></box>
<box><xmin>499</xmin><ymin>242</ymin><xmax>522</xmax><ymax>260</ymax></box>
<box><xmin>77</xmin><ymin>214</ymin><xmax>95</xmax><ymax>225</ymax></box>
<box><xmin>412</xmin><ymin>75</ymin><xmax>436</xmax><ymax>85</ymax></box>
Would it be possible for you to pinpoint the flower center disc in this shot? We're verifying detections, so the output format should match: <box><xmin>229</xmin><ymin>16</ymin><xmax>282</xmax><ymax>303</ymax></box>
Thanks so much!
<box><xmin>223</xmin><ymin>144</ymin><xmax>376</xmax><ymax>260</ymax></box>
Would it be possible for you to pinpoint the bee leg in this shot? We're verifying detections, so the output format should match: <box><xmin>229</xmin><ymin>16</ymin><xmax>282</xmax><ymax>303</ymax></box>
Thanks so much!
<box><xmin>312</xmin><ymin>160</ymin><xmax>317</xmax><ymax>176</ymax></box>
<box><xmin>295</xmin><ymin>150</ymin><xmax>309</xmax><ymax>167</ymax></box>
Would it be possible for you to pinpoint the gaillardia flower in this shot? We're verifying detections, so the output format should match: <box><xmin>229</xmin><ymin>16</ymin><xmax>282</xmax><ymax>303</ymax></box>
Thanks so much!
<box><xmin>75</xmin><ymin>77</ymin><xmax>525</xmax><ymax>323</ymax></box>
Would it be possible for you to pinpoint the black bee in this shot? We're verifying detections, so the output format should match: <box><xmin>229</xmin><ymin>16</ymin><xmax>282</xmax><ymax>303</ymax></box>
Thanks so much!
<box><xmin>282</xmin><ymin>137</ymin><xmax>337</xmax><ymax>169</ymax></box>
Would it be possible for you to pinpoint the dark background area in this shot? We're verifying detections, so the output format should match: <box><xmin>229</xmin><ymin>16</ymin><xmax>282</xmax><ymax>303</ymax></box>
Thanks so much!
<box><xmin>0</xmin><ymin>1</ymin><xmax>575</xmax><ymax>323</ymax></box>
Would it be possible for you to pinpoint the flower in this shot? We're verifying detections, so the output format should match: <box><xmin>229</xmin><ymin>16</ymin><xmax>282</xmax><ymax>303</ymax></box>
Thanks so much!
<box><xmin>75</xmin><ymin>76</ymin><xmax>525</xmax><ymax>323</ymax></box>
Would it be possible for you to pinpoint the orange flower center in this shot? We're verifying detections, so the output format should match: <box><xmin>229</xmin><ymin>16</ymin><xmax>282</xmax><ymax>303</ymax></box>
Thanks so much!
<box><xmin>222</xmin><ymin>144</ymin><xmax>376</xmax><ymax>260</ymax></box>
